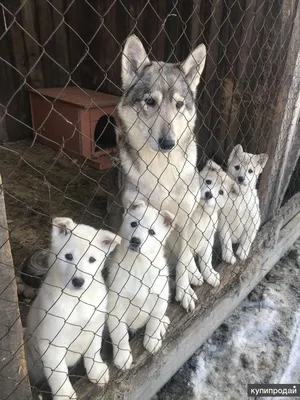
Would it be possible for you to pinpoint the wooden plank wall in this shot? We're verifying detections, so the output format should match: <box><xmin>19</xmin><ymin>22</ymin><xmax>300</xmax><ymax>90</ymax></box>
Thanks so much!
<box><xmin>0</xmin><ymin>0</ymin><xmax>299</xmax><ymax>209</ymax></box>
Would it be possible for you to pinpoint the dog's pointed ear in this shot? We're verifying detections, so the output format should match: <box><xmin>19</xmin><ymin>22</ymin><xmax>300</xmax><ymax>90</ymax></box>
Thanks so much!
<box><xmin>256</xmin><ymin>153</ymin><xmax>268</xmax><ymax>169</ymax></box>
<box><xmin>121</xmin><ymin>35</ymin><xmax>151</xmax><ymax>90</ymax></box>
<box><xmin>160</xmin><ymin>210</ymin><xmax>175</xmax><ymax>228</ymax></box>
<box><xmin>98</xmin><ymin>230</ymin><xmax>121</xmax><ymax>253</ymax></box>
<box><xmin>228</xmin><ymin>144</ymin><xmax>243</xmax><ymax>164</ymax></box>
<box><xmin>52</xmin><ymin>217</ymin><xmax>76</xmax><ymax>237</ymax></box>
<box><xmin>123</xmin><ymin>199</ymin><xmax>146</xmax><ymax>217</ymax></box>
<box><xmin>181</xmin><ymin>43</ymin><xmax>206</xmax><ymax>96</ymax></box>
<box><xmin>206</xmin><ymin>159</ymin><xmax>222</xmax><ymax>172</ymax></box>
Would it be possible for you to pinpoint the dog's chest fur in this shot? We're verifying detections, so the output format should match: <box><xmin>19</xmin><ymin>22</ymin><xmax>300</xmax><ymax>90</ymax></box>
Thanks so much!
<box><xmin>27</xmin><ymin>280</ymin><xmax>107</xmax><ymax>344</ymax></box>
<box><xmin>108</xmin><ymin>247</ymin><xmax>168</xmax><ymax>329</ymax></box>
<box><xmin>222</xmin><ymin>186</ymin><xmax>261</xmax><ymax>240</ymax></box>
<box><xmin>120</xmin><ymin>140</ymin><xmax>199</xmax><ymax>222</ymax></box>
<box><xmin>183</xmin><ymin>204</ymin><xmax>219</xmax><ymax>250</ymax></box>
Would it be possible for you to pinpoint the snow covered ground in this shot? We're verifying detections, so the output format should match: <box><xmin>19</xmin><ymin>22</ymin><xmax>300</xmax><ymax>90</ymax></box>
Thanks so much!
<box><xmin>155</xmin><ymin>238</ymin><xmax>300</xmax><ymax>400</ymax></box>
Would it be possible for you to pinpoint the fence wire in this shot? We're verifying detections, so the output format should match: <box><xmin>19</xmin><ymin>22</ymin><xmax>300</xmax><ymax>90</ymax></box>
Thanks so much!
<box><xmin>0</xmin><ymin>0</ymin><xmax>300</xmax><ymax>399</ymax></box>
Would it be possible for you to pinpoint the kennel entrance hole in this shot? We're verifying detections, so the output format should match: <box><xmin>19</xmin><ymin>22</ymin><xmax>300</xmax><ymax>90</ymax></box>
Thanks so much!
<box><xmin>94</xmin><ymin>114</ymin><xmax>117</xmax><ymax>151</ymax></box>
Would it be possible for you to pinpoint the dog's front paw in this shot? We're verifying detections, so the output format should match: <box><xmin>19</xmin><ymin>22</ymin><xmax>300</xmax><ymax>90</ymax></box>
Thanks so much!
<box><xmin>113</xmin><ymin>350</ymin><xmax>133</xmax><ymax>371</ymax></box>
<box><xmin>175</xmin><ymin>285</ymin><xmax>197</xmax><ymax>312</ymax></box>
<box><xmin>87</xmin><ymin>362</ymin><xmax>109</xmax><ymax>386</ymax></box>
<box><xmin>205</xmin><ymin>270</ymin><xmax>221</xmax><ymax>287</ymax></box>
<box><xmin>188</xmin><ymin>268</ymin><xmax>204</xmax><ymax>286</ymax></box>
<box><xmin>159</xmin><ymin>315</ymin><xmax>170</xmax><ymax>339</ymax></box>
<box><xmin>236</xmin><ymin>245</ymin><xmax>249</xmax><ymax>261</ymax></box>
<box><xmin>222</xmin><ymin>252</ymin><xmax>237</xmax><ymax>265</ymax></box>
<box><xmin>143</xmin><ymin>335</ymin><xmax>162</xmax><ymax>354</ymax></box>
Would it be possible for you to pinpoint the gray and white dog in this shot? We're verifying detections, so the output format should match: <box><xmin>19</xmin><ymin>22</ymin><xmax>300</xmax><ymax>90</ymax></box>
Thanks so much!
<box><xmin>111</xmin><ymin>35</ymin><xmax>207</xmax><ymax>311</ymax></box>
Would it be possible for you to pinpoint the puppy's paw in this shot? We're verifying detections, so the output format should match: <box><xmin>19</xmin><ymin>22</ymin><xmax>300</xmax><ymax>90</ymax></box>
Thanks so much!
<box><xmin>205</xmin><ymin>270</ymin><xmax>220</xmax><ymax>287</ymax></box>
<box><xmin>143</xmin><ymin>335</ymin><xmax>162</xmax><ymax>354</ymax></box>
<box><xmin>159</xmin><ymin>315</ymin><xmax>170</xmax><ymax>339</ymax></box>
<box><xmin>236</xmin><ymin>246</ymin><xmax>249</xmax><ymax>261</ymax></box>
<box><xmin>113</xmin><ymin>350</ymin><xmax>133</xmax><ymax>371</ymax></box>
<box><xmin>175</xmin><ymin>285</ymin><xmax>197</xmax><ymax>312</ymax></box>
<box><xmin>188</xmin><ymin>269</ymin><xmax>204</xmax><ymax>286</ymax></box>
<box><xmin>87</xmin><ymin>362</ymin><xmax>109</xmax><ymax>386</ymax></box>
<box><xmin>222</xmin><ymin>252</ymin><xmax>237</xmax><ymax>265</ymax></box>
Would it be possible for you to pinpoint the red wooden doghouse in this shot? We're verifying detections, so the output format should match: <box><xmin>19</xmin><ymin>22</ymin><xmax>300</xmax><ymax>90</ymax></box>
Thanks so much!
<box><xmin>29</xmin><ymin>87</ymin><xmax>120</xmax><ymax>170</ymax></box>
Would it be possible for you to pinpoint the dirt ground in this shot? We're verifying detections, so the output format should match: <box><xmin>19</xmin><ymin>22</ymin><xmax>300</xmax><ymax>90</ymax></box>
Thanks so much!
<box><xmin>0</xmin><ymin>139</ymin><xmax>118</xmax><ymax>270</ymax></box>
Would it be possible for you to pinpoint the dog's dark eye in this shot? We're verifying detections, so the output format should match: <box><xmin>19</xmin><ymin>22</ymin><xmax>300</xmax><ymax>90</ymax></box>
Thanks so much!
<box><xmin>149</xmin><ymin>229</ymin><xmax>155</xmax><ymax>236</ymax></box>
<box><xmin>176</xmin><ymin>101</ymin><xmax>184</xmax><ymax>110</ymax></box>
<box><xmin>65</xmin><ymin>253</ymin><xmax>73</xmax><ymax>261</ymax></box>
<box><xmin>131</xmin><ymin>221</ymin><xmax>137</xmax><ymax>228</ymax></box>
<box><xmin>235</xmin><ymin>165</ymin><xmax>240</xmax><ymax>170</ymax></box>
<box><xmin>206</xmin><ymin>179</ymin><xmax>212</xmax><ymax>185</ymax></box>
<box><xmin>248</xmin><ymin>169</ymin><xmax>253</xmax><ymax>174</ymax></box>
<box><xmin>145</xmin><ymin>97</ymin><xmax>156</xmax><ymax>107</ymax></box>
<box><xmin>89</xmin><ymin>257</ymin><xmax>96</xmax><ymax>263</ymax></box>
<box><xmin>219</xmin><ymin>190</ymin><xmax>224</xmax><ymax>195</ymax></box>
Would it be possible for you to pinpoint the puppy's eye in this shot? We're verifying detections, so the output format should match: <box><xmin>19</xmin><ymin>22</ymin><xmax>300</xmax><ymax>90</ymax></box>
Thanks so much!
<box><xmin>176</xmin><ymin>101</ymin><xmax>184</xmax><ymax>110</ymax></box>
<box><xmin>219</xmin><ymin>190</ymin><xmax>224</xmax><ymax>195</ymax></box>
<box><xmin>65</xmin><ymin>253</ymin><xmax>73</xmax><ymax>261</ymax></box>
<box><xmin>149</xmin><ymin>229</ymin><xmax>155</xmax><ymax>236</ymax></box>
<box><xmin>131</xmin><ymin>221</ymin><xmax>137</xmax><ymax>228</ymax></box>
<box><xmin>206</xmin><ymin>179</ymin><xmax>212</xmax><ymax>185</ymax></box>
<box><xmin>145</xmin><ymin>97</ymin><xmax>156</xmax><ymax>107</ymax></box>
<box><xmin>235</xmin><ymin>165</ymin><xmax>240</xmax><ymax>170</ymax></box>
<box><xmin>89</xmin><ymin>257</ymin><xmax>96</xmax><ymax>263</ymax></box>
<box><xmin>248</xmin><ymin>169</ymin><xmax>253</xmax><ymax>174</ymax></box>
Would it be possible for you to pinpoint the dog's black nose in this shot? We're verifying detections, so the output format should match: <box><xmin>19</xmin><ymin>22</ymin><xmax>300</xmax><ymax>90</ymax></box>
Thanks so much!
<box><xmin>158</xmin><ymin>136</ymin><xmax>175</xmax><ymax>150</ymax></box>
<box><xmin>205</xmin><ymin>191</ymin><xmax>213</xmax><ymax>200</ymax></box>
<box><xmin>130</xmin><ymin>237</ymin><xmax>141</xmax><ymax>246</ymax></box>
<box><xmin>72</xmin><ymin>277</ymin><xmax>85</xmax><ymax>288</ymax></box>
<box><xmin>238</xmin><ymin>176</ymin><xmax>245</xmax><ymax>183</ymax></box>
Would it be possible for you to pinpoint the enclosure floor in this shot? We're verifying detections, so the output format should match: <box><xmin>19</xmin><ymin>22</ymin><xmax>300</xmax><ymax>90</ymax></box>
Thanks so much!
<box><xmin>0</xmin><ymin>139</ymin><xmax>117</xmax><ymax>281</ymax></box>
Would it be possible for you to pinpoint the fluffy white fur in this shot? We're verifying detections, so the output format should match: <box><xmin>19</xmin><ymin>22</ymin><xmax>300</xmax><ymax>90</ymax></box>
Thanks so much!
<box><xmin>218</xmin><ymin>144</ymin><xmax>268</xmax><ymax>264</ymax></box>
<box><xmin>170</xmin><ymin>161</ymin><xmax>239</xmax><ymax>311</ymax></box>
<box><xmin>24</xmin><ymin>218</ymin><xmax>120</xmax><ymax>400</ymax></box>
<box><xmin>107</xmin><ymin>201</ymin><xmax>174</xmax><ymax>370</ymax></box>
<box><xmin>118</xmin><ymin>35</ymin><xmax>207</xmax><ymax>312</ymax></box>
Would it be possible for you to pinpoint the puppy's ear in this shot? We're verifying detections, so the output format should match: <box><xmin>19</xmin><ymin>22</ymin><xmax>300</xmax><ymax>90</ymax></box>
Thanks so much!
<box><xmin>52</xmin><ymin>217</ymin><xmax>76</xmax><ymax>237</ymax></box>
<box><xmin>228</xmin><ymin>144</ymin><xmax>243</xmax><ymax>164</ymax></box>
<box><xmin>121</xmin><ymin>35</ymin><xmax>151</xmax><ymax>90</ymax></box>
<box><xmin>257</xmin><ymin>153</ymin><xmax>268</xmax><ymax>169</ymax></box>
<box><xmin>206</xmin><ymin>159</ymin><xmax>222</xmax><ymax>172</ymax></box>
<box><xmin>182</xmin><ymin>43</ymin><xmax>206</xmax><ymax>96</ymax></box>
<box><xmin>160</xmin><ymin>210</ymin><xmax>175</xmax><ymax>228</ymax></box>
<box><xmin>98</xmin><ymin>230</ymin><xmax>122</xmax><ymax>253</ymax></box>
<box><xmin>124</xmin><ymin>199</ymin><xmax>146</xmax><ymax>216</ymax></box>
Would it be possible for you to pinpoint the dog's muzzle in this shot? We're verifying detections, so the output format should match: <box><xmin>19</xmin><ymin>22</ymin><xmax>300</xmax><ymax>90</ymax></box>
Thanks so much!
<box><xmin>158</xmin><ymin>135</ymin><xmax>175</xmax><ymax>151</ymax></box>
<box><xmin>72</xmin><ymin>277</ymin><xmax>85</xmax><ymax>289</ymax></box>
<box><xmin>129</xmin><ymin>236</ymin><xmax>141</xmax><ymax>252</ymax></box>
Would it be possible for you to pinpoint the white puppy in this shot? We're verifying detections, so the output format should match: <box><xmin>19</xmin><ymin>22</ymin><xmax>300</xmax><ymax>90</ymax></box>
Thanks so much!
<box><xmin>218</xmin><ymin>144</ymin><xmax>268</xmax><ymax>264</ymax></box>
<box><xmin>107</xmin><ymin>201</ymin><xmax>174</xmax><ymax>371</ymax></box>
<box><xmin>24</xmin><ymin>218</ymin><xmax>120</xmax><ymax>400</ymax></box>
<box><xmin>172</xmin><ymin>161</ymin><xmax>239</xmax><ymax>311</ymax></box>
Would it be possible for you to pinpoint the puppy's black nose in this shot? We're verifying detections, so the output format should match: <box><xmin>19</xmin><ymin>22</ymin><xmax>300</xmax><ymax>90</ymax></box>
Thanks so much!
<box><xmin>158</xmin><ymin>136</ymin><xmax>175</xmax><ymax>150</ymax></box>
<box><xmin>238</xmin><ymin>176</ymin><xmax>245</xmax><ymax>183</ymax></box>
<box><xmin>205</xmin><ymin>191</ymin><xmax>213</xmax><ymax>200</ymax></box>
<box><xmin>72</xmin><ymin>277</ymin><xmax>85</xmax><ymax>288</ymax></box>
<box><xmin>130</xmin><ymin>237</ymin><xmax>141</xmax><ymax>246</ymax></box>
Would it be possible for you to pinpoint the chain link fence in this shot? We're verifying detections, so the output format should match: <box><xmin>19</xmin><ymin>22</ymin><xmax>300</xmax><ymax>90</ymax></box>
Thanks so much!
<box><xmin>0</xmin><ymin>1</ymin><xmax>300</xmax><ymax>399</ymax></box>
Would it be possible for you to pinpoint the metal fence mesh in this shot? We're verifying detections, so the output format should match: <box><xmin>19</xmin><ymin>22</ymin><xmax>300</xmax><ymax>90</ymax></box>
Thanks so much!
<box><xmin>0</xmin><ymin>0</ymin><xmax>300</xmax><ymax>399</ymax></box>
